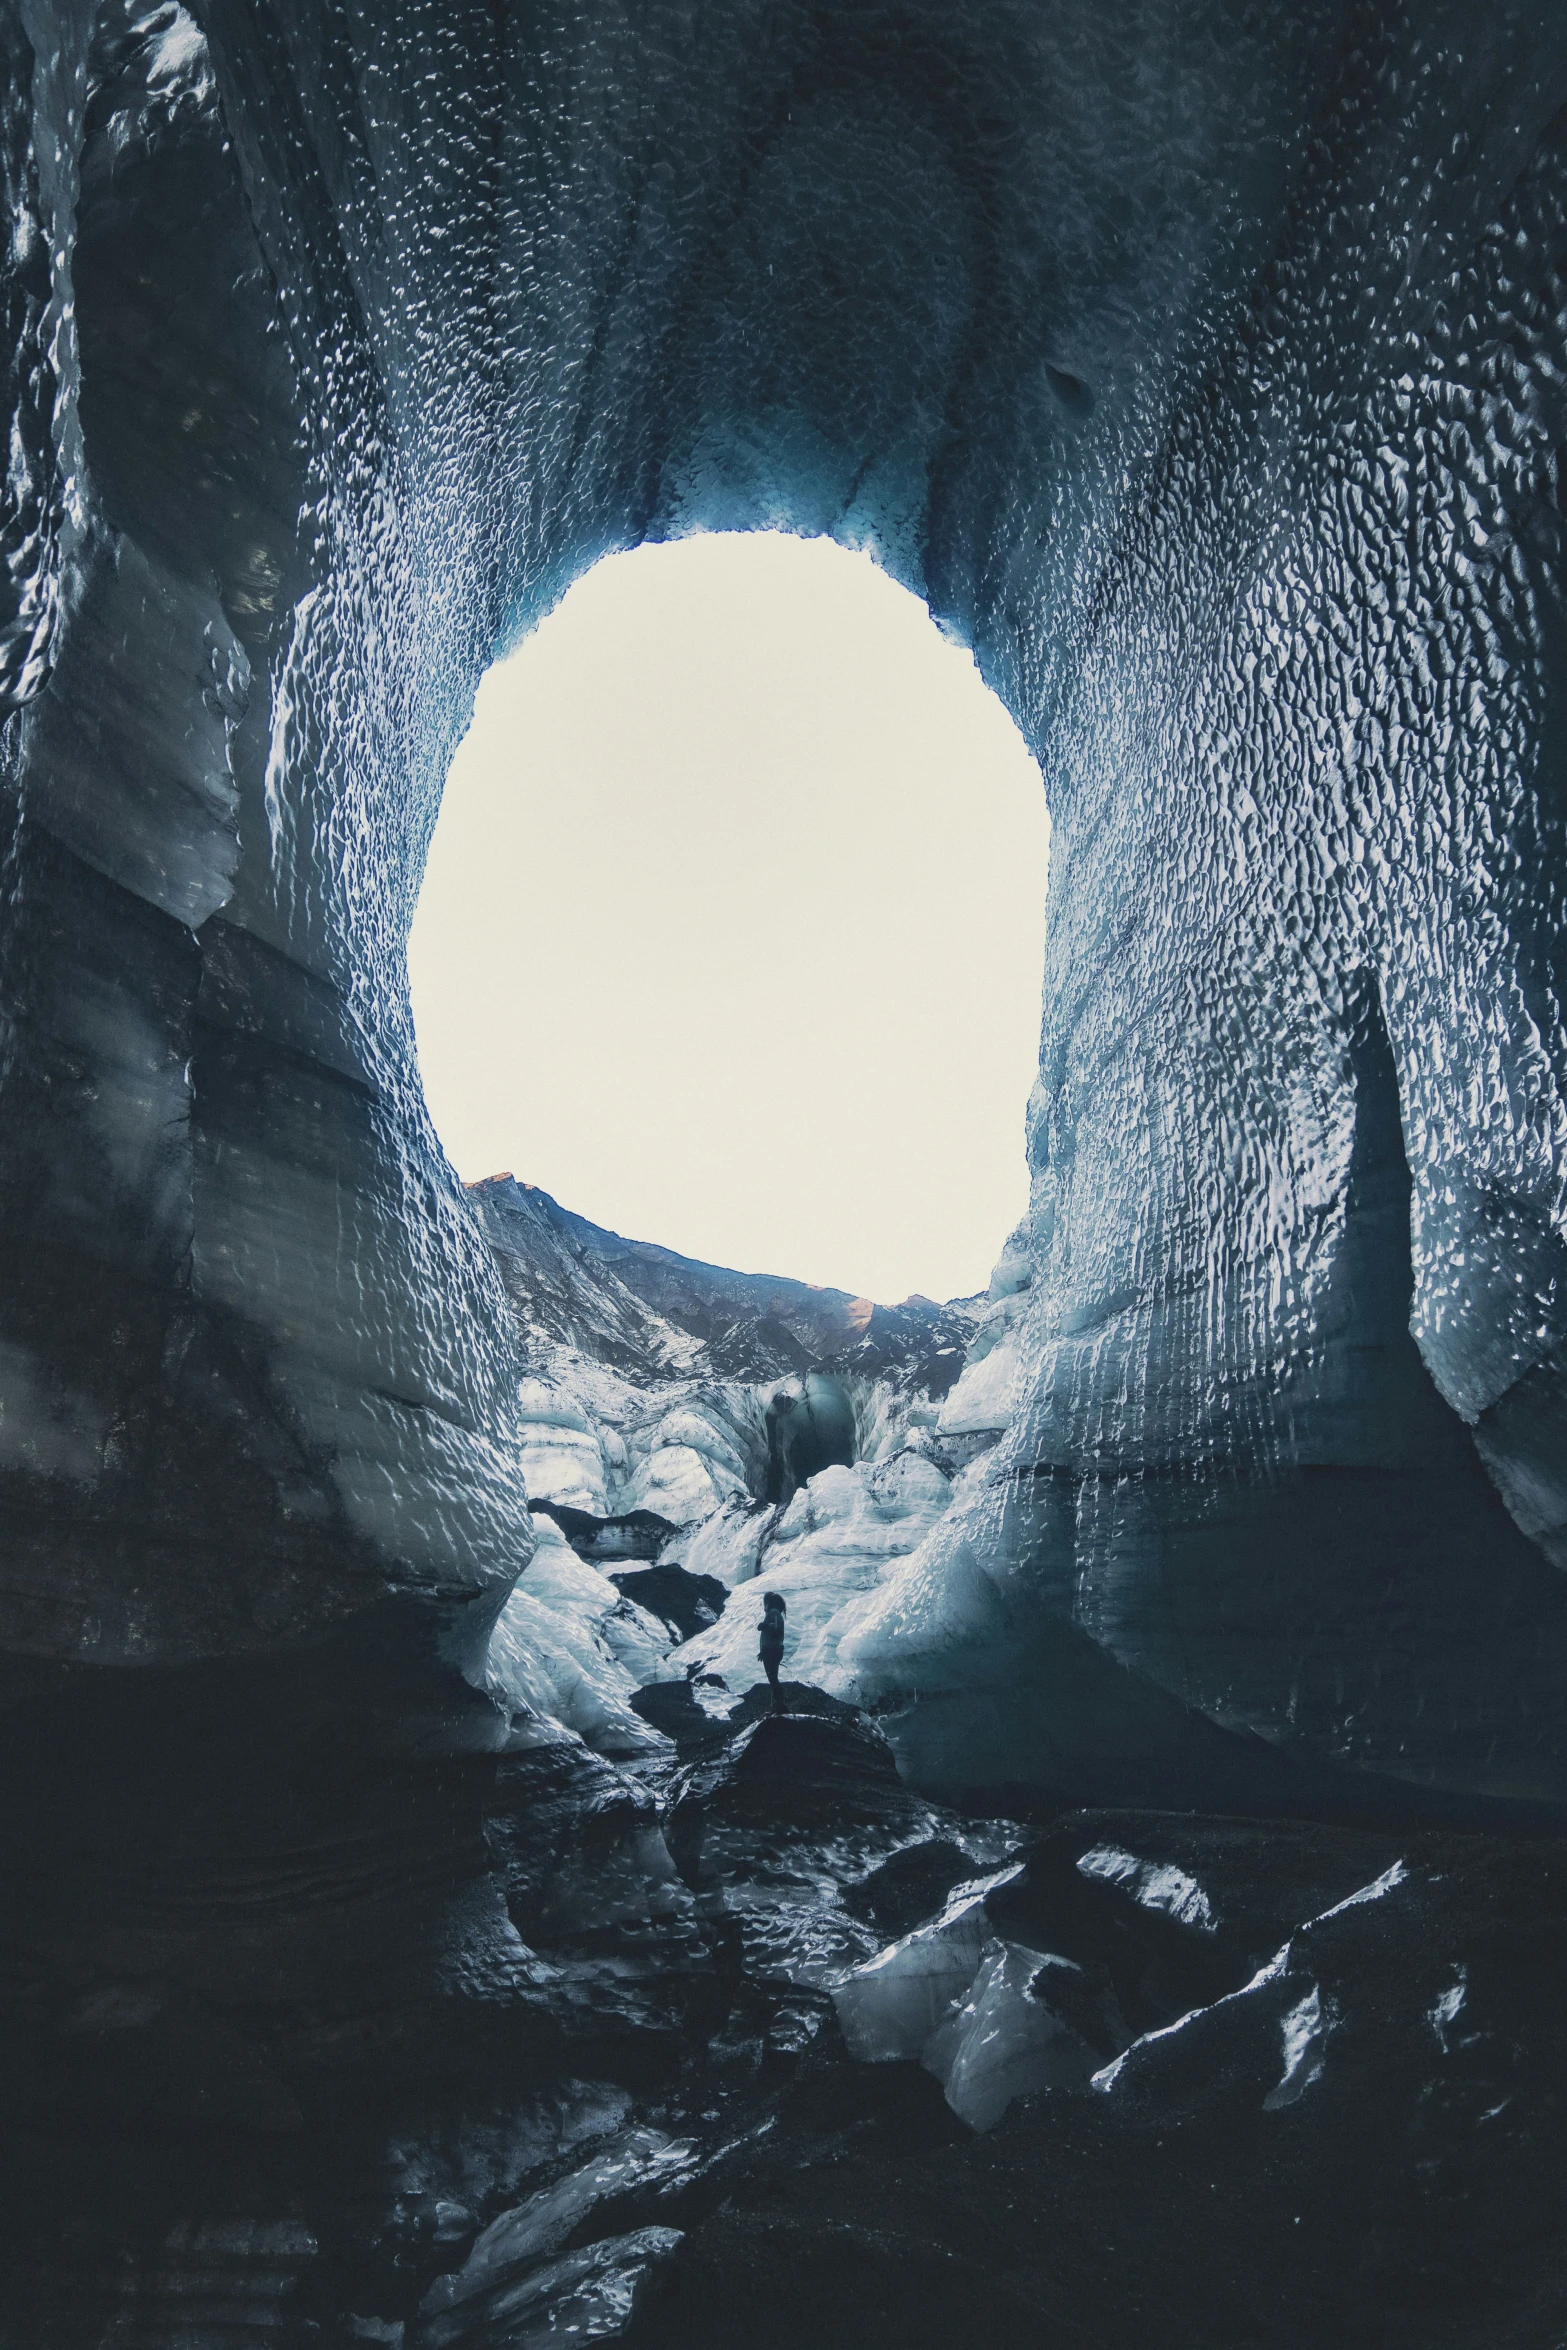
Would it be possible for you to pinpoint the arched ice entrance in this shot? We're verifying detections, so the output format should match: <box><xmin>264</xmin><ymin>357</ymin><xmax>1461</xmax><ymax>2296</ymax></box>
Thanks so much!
<box><xmin>3</xmin><ymin>0</ymin><xmax>1567</xmax><ymax>1804</ymax></box>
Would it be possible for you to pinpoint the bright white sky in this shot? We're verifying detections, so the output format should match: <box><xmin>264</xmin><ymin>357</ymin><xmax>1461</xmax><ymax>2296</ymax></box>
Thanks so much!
<box><xmin>408</xmin><ymin>532</ymin><xmax>1049</xmax><ymax>1305</ymax></box>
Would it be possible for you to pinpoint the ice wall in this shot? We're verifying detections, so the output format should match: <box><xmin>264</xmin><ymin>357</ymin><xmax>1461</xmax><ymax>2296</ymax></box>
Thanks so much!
<box><xmin>4</xmin><ymin>0</ymin><xmax>1567</xmax><ymax>1796</ymax></box>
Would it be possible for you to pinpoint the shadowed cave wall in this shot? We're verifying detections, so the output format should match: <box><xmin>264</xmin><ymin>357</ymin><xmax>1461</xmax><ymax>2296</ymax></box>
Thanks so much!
<box><xmin>4</xmin><ymin>0</ymin><xmax>1567</xmax><ymax>1809</ymax></box>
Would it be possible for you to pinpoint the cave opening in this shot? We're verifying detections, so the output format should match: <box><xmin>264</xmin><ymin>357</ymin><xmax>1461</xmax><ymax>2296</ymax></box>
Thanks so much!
<box><xmin>407</xmin><ymin>529</ymin><xmax>1050</xmax><ymax>1309</ymax></box>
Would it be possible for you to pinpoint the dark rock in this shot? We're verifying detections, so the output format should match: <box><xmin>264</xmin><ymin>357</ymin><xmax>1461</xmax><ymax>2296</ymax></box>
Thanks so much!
<box><xmin>483</xmin><ymin>1743</ymin><xmax>675</xmax><ymax>1942</ymax></box>
<box><xmin>720</xmin><ymin>1679</ymin><xmax>870</xmax><ymax>1739</ymax></box>
<box><xmin>1045</xmin><ymin>1809</ymin><xmax>1416</xmax><ymax>1979</ymax></box>
<box><xmin>531</xmin><ymin>1500</ymin><xmax>681</xmax><ymax>1565</ymax></box>
<box><xmin>610</xmin><ymin>1563</ymin><xmax>728</xmax><ymax>1640</ymax></box>
<box><xmin>840</xmin><ymin>1839</ymin><xmax>982</xmax><ymax>1939</ymax></box>
<box><xmin>664</xmin><ymin>1702</ymin><xmax>926</xmax><ymax>1895</ymax></box>
<box><xmin>377</xmin><ymin>2195</ymin><xmax>479</xmax><ymax>2264</ymax></box>
<box><xmin>27</xmin><ymin>1981</ymin><xmax>305</xmax><ymax>2135</ymax></box>
<box><xmin>980</xmin><ymin>1824</ymin><xmax>1241</xmax><ymax>2034</ymax></box>
<box><xmin>629</xmin><ymin>1677</ymin><xmax>735</xmax><ymax>1751</ymax></box>
<box><xmin>630</xmin><ymin>1675</ymin><xmax>863</xmax><ymax>1756</ymax></box>
<box><xmin>635</xmin><ymin>1828</ymin><xmax>1567</xmax><ymax>2350</ymax></box>
<box><xmin>723</xmin><ymin>1709</ymin><xmax>907</xmax><ymax>1801</ymax></box>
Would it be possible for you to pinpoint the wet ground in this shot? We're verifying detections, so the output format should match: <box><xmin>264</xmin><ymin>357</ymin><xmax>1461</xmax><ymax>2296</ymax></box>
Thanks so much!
<box><xmin>3</xmin><ymin>1675</ymin><xmax>1565</xmax><ymax>2346</ymax></box>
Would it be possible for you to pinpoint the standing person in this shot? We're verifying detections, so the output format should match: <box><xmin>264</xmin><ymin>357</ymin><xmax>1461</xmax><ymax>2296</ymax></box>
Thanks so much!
<box><xmin>758</xmin><ymin>1591</ymin><xmax>788</xmax><ymax>1711</ymax></box>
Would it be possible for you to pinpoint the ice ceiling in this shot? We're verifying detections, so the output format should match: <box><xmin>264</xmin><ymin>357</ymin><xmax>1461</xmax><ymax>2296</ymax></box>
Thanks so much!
<box><xmin>5</xmin><ymin>0</ymin><xmax>1567</xmax><ymax>1799</ymax></box>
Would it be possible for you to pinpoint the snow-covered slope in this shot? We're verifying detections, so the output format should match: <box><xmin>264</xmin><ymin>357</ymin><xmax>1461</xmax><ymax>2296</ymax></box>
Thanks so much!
<box><xmin>471</xmin><ymin>1176</ymin><xmax>981</xmax><ymax>1395</ymax></box>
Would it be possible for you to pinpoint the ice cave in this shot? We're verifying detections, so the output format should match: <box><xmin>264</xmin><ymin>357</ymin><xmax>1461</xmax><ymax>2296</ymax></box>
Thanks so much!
<box><xmin>3</xmin><ymin>0</ymin><xmax>1567</xmax><ymax>2341</ymax></box>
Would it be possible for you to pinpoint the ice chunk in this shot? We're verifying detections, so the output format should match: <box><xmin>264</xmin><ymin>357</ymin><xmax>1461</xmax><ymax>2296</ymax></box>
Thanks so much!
<box><xmin>935</xmin><ymin>1326</ymin><xmax>1020</xmax><ymax>1441</ymax></box>
<box><xmin>1077</xmin><ymin>1844</ymin><xmax>1217</xmax><ymax>1932</ymax></box>
<box><xmin>827</xmin><ymin>1503</ymin><xmax>1017</xmax><ymax>1707</ymax></box>
<box><xmin>832</xmin><ymin>1866</ymin><xmax>1021</xmax><ymax>2062</ymax></box>
<box><xmin>924</xmin><ymin>1941</ymin><xmax>1101</xmax><ymax>2130</ymax></box>
<box><xmin>519</xmin><ymin>1517</ymin><xmax>628</xmax><ymax>1614</ymax></box>
<box><xmin>1315</xmin><ymin>1859</ymin><xmax>1408</xmax><ymax>1919</ymax></box>
<box><xmin>642</xmin><ymin>1408</ymin><xmax>749</xmax><ymax>1486</ymax></box>
<box><xmin>624</xmin><ymin>1443</ymin><xmax>729</xmax><ymax>1525</ymax></box>
<box><xmin>517</xmin><ymin>1378</ymin><xmax>596</xmax><ymax>1432</ymax></box>
<box><xmin>672</xmin><ymin>1452</ymin><xmax>954</xmax><ymax>1694</ymax></box>
<box><xmin>412</xmin><ymin>2226</ymin><xmax>683</xmax><ymax>2350</ymax></box>
<box><xmin>417</xmin><ymin>2129</ymin><xmax>693</xmax><ymax>2333</ymax></box>
<box><xmin>515</xmin><ymin>1370</ymin><xmax>763</xmax><ymax>1529</ymax></box>
<box><xmin>516</xmin><ymin>1377</ymin><xmax>613</xmax><ymax>1513</ymax></box>
<box><xmin>932</xmin><ymin>1222</ymin><xmax>1031</xmax><ymax>1455</ymax></box>
<box><xmin>835</xmin><ymin>1874</ymin><xmax>1110</xmax><ymax>2129</ymax></box>
<box><xmin>483</xmin><ymin>1583</ymin><xmax>669</xmax><ymax>1756</ymax></box>
<box><xmin>1093</xmin><ymin>1861</ymin><xmax>1408</xmax><ymax>2106</ymax></box>
<box><xmin>521</xmin><ymin>1518</ymin><xmax>678</xmax><ymax>1686</ymax></box>
<box><xmin>610</xmin><ymin>1394</ymin><xmax>761</xmax><ymax>1525</ymax></box>
<box><xmin>1429</xmin><ymin>1969</ymin><xmax>1467</xmax><ymax>2051</ymax></box>
<box><xmin>1262</xmin><ymin>1986</ymin><xmax>1328</xmax><ymax>2110</ymax></box>
<box><xmin>661</xmin><ymin>1492</ymin><xmax>775</xmax><ymax>1587</ymax></box>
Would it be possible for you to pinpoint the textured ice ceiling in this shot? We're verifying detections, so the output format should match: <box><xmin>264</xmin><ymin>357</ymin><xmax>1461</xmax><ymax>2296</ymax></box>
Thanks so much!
<box><xmin>4</xmin><ymin>0</ymin><xmax>1567</xmax><ymax>1799</ymax></box>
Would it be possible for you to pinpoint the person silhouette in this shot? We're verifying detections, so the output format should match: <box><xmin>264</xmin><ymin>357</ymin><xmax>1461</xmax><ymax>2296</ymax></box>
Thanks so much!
<box><xmin>758</xmin><ymin>1591</ymin><xmax>787</xmax><ymax>1711</ymax></box>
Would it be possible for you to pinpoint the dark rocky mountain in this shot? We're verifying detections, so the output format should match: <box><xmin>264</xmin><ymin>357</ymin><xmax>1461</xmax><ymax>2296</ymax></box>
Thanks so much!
<box><xmin>470</xmin><ymin>1174</ymin><xmax>980</xmax><ymax>1396</ymax></box>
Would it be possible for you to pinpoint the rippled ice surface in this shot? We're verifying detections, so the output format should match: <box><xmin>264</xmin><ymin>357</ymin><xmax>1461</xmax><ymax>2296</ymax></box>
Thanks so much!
<box><xmin>6</xmin><ymin>0</ymin><xmax>1567</xmax><ymax>1796</ymax></box>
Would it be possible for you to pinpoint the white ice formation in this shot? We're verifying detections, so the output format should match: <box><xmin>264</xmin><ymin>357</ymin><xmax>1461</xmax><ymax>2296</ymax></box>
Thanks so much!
<box><xmin>669</xmin><ymin>1452</ymin><xmax>958</xmax><ymax>1691</ymax></box>
<box><xmin>464</xmin><ymin>1176</ymin><xmax>996</xmax><ymax>1753</ymax></box>
<box><xmin>482</xmin><ymin>1514</ymin><xmax>681</xmax><ymax>1756</ymax></box>
<box><xmin>924</xmin><ymin>1942</ymin><xmax>1103</xmax><ymax>2130</ymax></box>
<box><xmin>1076</xmin><ymin>1846</ymin><xmax>1219</xmax><ymax>1935</ymax></box>
<box><xmin>833</xmin><ymin>1864</ymin><xmax>1115</xmax><ymax>2131</ymax></box>
<box><xmin>416</xmin><ymin>2127</ymin><xmax>694</xmax><ymax>2343</ymax></box>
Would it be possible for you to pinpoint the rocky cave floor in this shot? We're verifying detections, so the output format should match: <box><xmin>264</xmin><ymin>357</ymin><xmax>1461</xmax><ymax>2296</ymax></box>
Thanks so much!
<box><xmin>6</xmin><ymin>1666</ymin><xmax>1566</xmax><ymax>2350</ymax></box>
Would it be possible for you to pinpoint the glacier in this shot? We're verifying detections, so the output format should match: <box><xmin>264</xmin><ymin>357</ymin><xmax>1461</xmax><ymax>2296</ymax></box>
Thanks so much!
<box><xmin>465</xmin><ymin>1172</ymin><xmax>986</xmax><ymax>1752</ymax></box>
<box><xmin>5</xmin><ymin>0</ymin><xmax>1567</xmax><ymax>2339</ymax></box>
